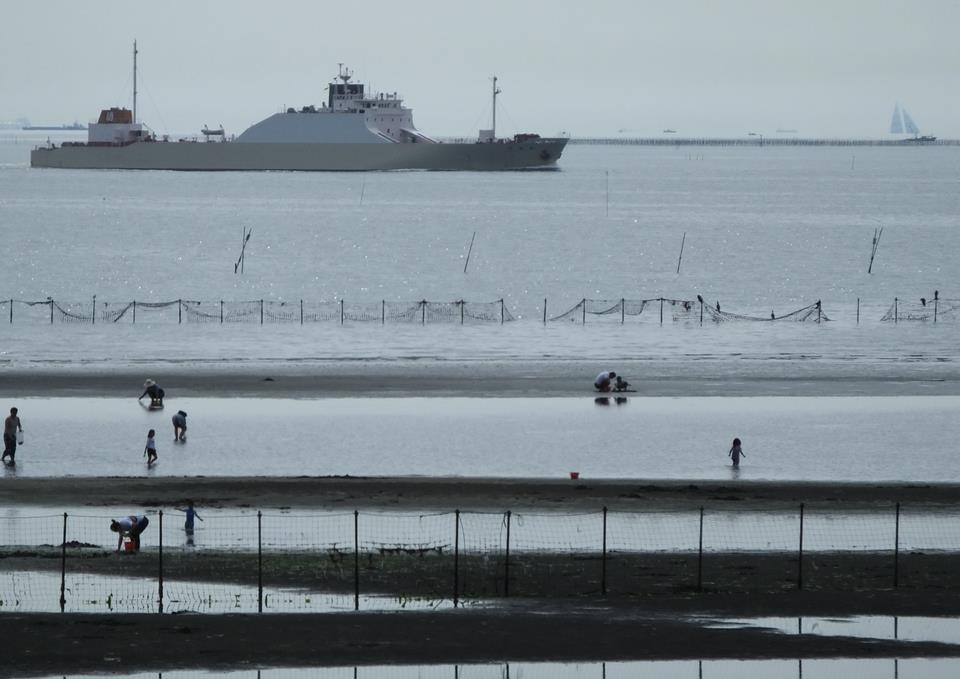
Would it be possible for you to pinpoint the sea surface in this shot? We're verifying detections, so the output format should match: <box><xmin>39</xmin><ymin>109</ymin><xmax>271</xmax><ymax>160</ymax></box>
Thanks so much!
<box><xmin>1</xmin><ymin>133</ymin><xmax>959</xmax><ymax>483</ymax></box>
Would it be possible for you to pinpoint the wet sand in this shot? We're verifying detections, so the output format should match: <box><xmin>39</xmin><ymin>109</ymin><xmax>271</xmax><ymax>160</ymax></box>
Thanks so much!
<box><xmin>2</xmin><ymin>366</ymin><xmax>959</xmax><ymax>398</ymax></box>
<box><xmin>4</xmin><ymin>593</ymin><xmax>960</xmax><ymax>677</ymax></box>
<box><xmin>3</xmin><ymin>476</ymin><xmax>959</xmax><ymax>510</ymax></box>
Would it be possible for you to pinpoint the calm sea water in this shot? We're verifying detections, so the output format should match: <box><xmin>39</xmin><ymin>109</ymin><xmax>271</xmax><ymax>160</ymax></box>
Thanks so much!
<box><xmin>0</xmin><ymin>132</ymin><xmax>958</xmax><ymax>373</ymax></box>
<box><xmin>1</xmin><ymin>134</ymin><xmax>959</xmax><ymax>485</ymax></box>
<box><xmin>3</xmin><ymin>395</ymin><xmax>960</xmax><ymax>481</ymax></box>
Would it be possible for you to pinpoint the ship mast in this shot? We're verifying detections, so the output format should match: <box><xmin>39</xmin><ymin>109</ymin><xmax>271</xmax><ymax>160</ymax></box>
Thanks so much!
<box><xmin>133</xmin><ymin>40</ymin><xmax>138</xmax><ymax>124</ymax></box>
<box><xmin>491</xmin><ymin>76</ymin><xmax>500</xmax><ymax>140</ymax></box>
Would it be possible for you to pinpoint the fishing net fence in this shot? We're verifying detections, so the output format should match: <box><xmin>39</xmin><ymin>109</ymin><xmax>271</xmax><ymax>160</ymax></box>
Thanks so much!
<box><xmin>881</xmin><ymin>295</ymin><xmax>960</xmax><ymax>322</ymax></box>
<box><xmin>2</xmin><ymin>294</ymin><xmax>957</xmax><ymax>325</ymax></box>
<box><xmin>1</xmin><ymin>504</ymin><xmax>958</xmax><ymax>613</ymax></box>
<box><xmin>546</xmin><ymin>297</ymin><xmax>828</xmax><ymax>323</ymax></box>
<box><xmin>0</xmin><ymin>298</ymin><xmax>515</xmax><ymax>325</ymax></box>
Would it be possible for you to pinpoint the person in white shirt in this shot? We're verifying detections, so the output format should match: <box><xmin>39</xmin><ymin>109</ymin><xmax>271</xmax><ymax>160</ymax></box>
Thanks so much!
<box><xmin>110</xmin><ymin>515</ymin><xmax>150</xmax><ymax>552</ymax></box>
<box><xmin>144</xmin><ymin>429</ymin><xmax>157</xmax><ymax>465</ymax></box>
<box><xmin>594</xmin><ymin>371</ymin><xmax>617</xmax><ymax>392</ymax></box>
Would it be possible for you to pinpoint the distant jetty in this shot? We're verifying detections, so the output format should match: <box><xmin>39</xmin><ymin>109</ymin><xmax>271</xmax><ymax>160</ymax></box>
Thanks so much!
<box><xmin>22</xmin><ymin>122</ymin><xmax>85</xmax><ymax>131</ymax></box>
<box><xmin>567</xmin><ymin>137</ymin><xmax>957</xmax><ymax>146</ymax></box>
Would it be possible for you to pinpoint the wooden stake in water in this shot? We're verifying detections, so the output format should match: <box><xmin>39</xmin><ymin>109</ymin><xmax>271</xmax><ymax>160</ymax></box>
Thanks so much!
<box><xmin>867</xmin><ymin>225</ymin><xmax>883</xmax><ymax>274</ymax></box>
<box><xmin>359</xmin><ymin>176</ymin><xmax>366</xmax><ymax>205</ymax></box>
<box><xmin>235</xmin><ymin>226</ymin><xmax>252</xmax><ymax>274</ymax></box>
<box><xmin>604</xmin><ymin>170</ymin><xmax>609</xmax><ymax>217</ymax></box>
<box><xmin>463</xmin><ymin>231</ymin><xmax>477</xmax><ymax>273</ymax></box>
<box><xmin>676</xmin><ymin>232</ymin><xmax>686</xmax><ymax>274</ymax></box>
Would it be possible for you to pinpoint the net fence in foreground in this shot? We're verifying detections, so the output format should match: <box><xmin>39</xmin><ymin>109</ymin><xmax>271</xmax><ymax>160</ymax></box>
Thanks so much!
<box><xmin>1</xmin><ymin>504</ymin><xmax>957</xmax><ymax>613</ymax></box>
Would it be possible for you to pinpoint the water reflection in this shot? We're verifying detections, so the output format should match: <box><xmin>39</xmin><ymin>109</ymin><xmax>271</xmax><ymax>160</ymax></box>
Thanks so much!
<box><xmin>716</xmin><ymin>615</ymin><xmax>960</xmax><ymax>646</ymax></box>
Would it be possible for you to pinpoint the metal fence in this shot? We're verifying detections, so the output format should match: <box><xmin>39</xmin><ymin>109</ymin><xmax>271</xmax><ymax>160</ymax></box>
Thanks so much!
<box><xmin>2</xmin><ymin>504</ymin><xmax>958</xmax><ymax>614</ymax></box>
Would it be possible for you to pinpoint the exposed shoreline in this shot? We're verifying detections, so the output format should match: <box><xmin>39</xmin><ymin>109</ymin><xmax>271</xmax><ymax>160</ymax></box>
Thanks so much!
<box><xmin>3</xmin><ymin>476</ymin><xmax>959</xmax><ymax>510</ymax></box>
<box><xmin>4</xmin><ymin>595</ymin><xmax>960</xmax><ymax>677</ymax></box>
<box><xmin>2</xmin><ymin>366</ymin><xmax>959</xmax><ymax>398</ymax></box>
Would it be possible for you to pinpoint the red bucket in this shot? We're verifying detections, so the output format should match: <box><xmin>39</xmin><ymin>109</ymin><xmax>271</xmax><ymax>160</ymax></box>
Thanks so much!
<box><xmin>569</xmin><ymin>472</ymin><xmax>580</xmax><ymax>480</ymax></box>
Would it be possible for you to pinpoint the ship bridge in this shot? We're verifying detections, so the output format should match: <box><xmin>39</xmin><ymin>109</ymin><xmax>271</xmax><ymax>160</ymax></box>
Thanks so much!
<box><xmin>237</xmin><ymin>65</ymin><xmax>434</xmax><ymax>145</ymax></box>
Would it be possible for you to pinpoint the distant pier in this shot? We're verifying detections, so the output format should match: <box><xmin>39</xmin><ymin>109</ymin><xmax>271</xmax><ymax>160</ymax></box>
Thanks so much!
<box><xmin>567</xmin><ymin>137</ymin><xmax>958</xmax><ymax>147</ymax></box>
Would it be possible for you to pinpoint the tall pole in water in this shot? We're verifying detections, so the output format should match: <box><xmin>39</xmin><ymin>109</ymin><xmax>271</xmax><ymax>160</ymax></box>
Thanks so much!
<box><xmin>491</xmin><ymin>76</ymin><xmax>500</xmax><ymax>140</ymax></box>
<box><xmin>133</xmin><ymin>41</ymin><xmax>138</xmax><ymax>124</ymax></box>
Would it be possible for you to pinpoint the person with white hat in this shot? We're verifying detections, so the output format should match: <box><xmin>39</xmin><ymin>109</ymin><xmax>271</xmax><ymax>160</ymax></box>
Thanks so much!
<box><xmin>138</xmin><ymin>379</ymin><xmax>165</xmax><ymax>407</ymax></box>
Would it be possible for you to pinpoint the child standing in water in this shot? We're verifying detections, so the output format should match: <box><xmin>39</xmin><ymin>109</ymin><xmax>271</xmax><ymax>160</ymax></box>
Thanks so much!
<box><xmin>728</xmin><ymin>437</ymin><xmax>745</xmax><ymax>468</ymax></box>
<box><xmin>144</xmin><ymin>429</ymin><xmax>158</xmax><ymax>465</ymax></box>
<box><xmin>183</xmin><ymin>500</ymin><xmax>203</xmax><ymax>533</ymax></box>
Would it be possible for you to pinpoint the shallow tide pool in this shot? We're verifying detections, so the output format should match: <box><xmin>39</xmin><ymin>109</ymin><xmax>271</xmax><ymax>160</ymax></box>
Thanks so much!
<box><xmin>3</xmin><ymin>395</ymin><xmax>959</xmax><ymax>481</ymax></box>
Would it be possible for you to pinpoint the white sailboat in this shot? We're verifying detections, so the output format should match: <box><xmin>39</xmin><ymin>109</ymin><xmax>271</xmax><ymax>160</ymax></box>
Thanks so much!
<box><xmin>890</xmin><ymin>104</ymin><xmax>935</xmax><ymax>142</ymax></box>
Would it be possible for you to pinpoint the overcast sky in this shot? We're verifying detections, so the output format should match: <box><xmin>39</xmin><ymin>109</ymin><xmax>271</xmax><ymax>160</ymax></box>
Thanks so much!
<box><xmin>2</xmin><ymin>0</ymin><xmax>958</xmax><ymax>138</ymax></box>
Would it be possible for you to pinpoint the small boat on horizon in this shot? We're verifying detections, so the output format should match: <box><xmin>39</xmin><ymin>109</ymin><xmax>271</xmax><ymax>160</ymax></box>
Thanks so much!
<box><xmin>890</xmin><ymin>104</ymin><xmax>936</xmax><ymax>142</ymax></box>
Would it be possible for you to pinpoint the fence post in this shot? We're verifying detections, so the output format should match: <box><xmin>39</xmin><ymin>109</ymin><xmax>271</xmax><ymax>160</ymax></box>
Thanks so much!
<box><xmin>8</xmin><ymin>299</ymin><xmax>12</xmax><ymax>324</ymax></box>
<box><xmin>934</xmin><ymin>294</ymin><xmax>938</xmax><ymax>323</ymax></box>
<box><xmin>354</xmin><ymin>510</ymin><xmax>360</xmax><ymax>611</ymax></box>
<box><xmin>894</xmin><ymin>502</ymin><xmax>900</xmax><ymax>589</ymax></box>
<box><xmin>421</xmin><ymin>300</ymin><xmax>426</xmax><ymax>325</ymax></box>
<box><xmin>798</xmin><ymin>503</ymin><xmax>804</xmax><ymax>591</ymax></box>
<box><xmin>158</xmin><ymin>510</ymin><xmax>164</xmax><ymax>614</ymax></box>
<box><xmin>257</xmin><ymin>511</ymin><xmax>263</xmax><ymax>613</ymax></box>
<box><xmin>601</xmin><ymin>506</ymin><xmax>607</xmax><ymax>595</ymax></box>
<box><xmin>500</xmin><ymin>298</ymin><xmax>504</xmax><ymax>324</ymax></box>
<box><xmin>50</xmin><ymin>300</ymin><xmax>54</xmax><ymax>324</ymax></box>
<box><xmin>381</xmin><ymin>300</ymin><xmax>385</xmax><ymax>324</ymax></box>
<box><xmin>92</xmin><ymin>295</ymin><xmax>96</xmax><ymax>324</ymax></box>
<box><xmin>132</xmin><ymin>300</ymin><xmax>136</xmax><ymax>324</ymax></box>
<box><xmin>543</xmin><ymin>298</ymin><xmax>547</xmax><ymax>325</ymax></box>
<box><xmin>582</xmin><ymin>298</ymin><xmax>586</xmax><ymax>324</ymax></box>
<box><xmin>260</xmin><ymin>299</ymin><xmax>264</xmax><ymax>325</ymax></box>
<box><xmin>698</xmin><ymin>506</ymin><xmax>704</xmax><ymax>592</ymax></box>
<box><xmin>504</xmin><ymin>510</ymin><xmax>512</xmax><ymax>597</ymax></box>
<box><xmin>340</xmin><ymin>299</ymin><xmax>344</xmax><ymax>325</ymax></box>
<box><xmin>178</xmin><ymin>299</ymin><xmax>182</xmax><ymax>324</ymax></box>
<box><xmin>856</xmin><ymin>297</ymin><xmax>860</xmax><ymax>325</ymax></box>
<box><xmin>219</xmin><ymin>300</ymin><xmax>223</xmax><ymax>324</ymax></box>
<box><xmin>300</xmin><ymin>299</ymin><xmax>303</xmax><ymax>325</ymax></box>
<box><xmin>620</xmin><ymin>298</ymin><xmax>624</xmax><ymax>324</ymax></box>
<box><xmin>817</xmin><ymin>300</ymin><xmax>821</xmax><ymax>324</ymax></box>
<box><xmin>60</xmin><ymin>512</ymin><xmax>67</xmax><ymax>612</ymax></box>
<box><xmin>460</xmin><ymin>301</ymin><xmax>464</xmax><ymax>325</ymax></box>
<box><xmin>894</xmin><ymin>297</ymin><xmax>898</xmax><ymax>324</ymax></box>
<box><xmin>454</xmin><ymin>510</ymin><xmax>460</xmax><ymax>607</ymax></box>
<box><xmin>699</xmin><ymin>298</ymin><xmax>703</xmax><ymax>326</ymax></box>
<box><xmin>660</xmin><ymin>297</ymin><xmax>664</xmax><ymax>325</ymax></box>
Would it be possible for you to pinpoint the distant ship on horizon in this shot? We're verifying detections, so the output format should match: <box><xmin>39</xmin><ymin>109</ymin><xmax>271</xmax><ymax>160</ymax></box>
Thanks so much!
<box><xmin>22</xmin><ymin>122</ymin><xmax>85</xmax><ymax>131</ymax></box>
<box><xmin>31</xmin><ymin>44</ymin><xmax>566</xmax><ymax>171</ymax></box>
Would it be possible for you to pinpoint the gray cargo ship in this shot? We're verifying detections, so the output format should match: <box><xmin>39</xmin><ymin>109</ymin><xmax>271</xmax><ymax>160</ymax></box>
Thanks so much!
<box><xmin>31</xmin><ymin>51</ymin><xmax>566</xmax><ymax>171</ymax></box>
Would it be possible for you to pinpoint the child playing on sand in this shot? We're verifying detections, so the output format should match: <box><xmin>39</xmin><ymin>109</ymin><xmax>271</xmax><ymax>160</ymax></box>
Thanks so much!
<box><xmin>728</xmin><ymin>437</ymin><xmax>745</xmax><ymax>468</ymax></box>
<box><xmin>144</xmin><ymin>429</ymin><xmax>157</xmax><ymax>465</ymax></box>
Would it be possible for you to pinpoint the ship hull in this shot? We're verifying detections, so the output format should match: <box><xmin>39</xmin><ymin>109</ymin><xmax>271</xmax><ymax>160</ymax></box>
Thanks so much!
<box><xmin>30</xmin><ymin>139</ymin><xmax>567</xmax><ymax>171</ymax></box>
